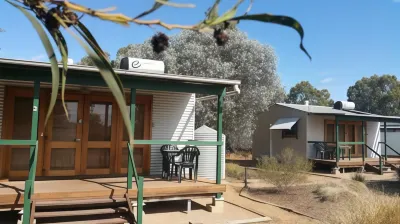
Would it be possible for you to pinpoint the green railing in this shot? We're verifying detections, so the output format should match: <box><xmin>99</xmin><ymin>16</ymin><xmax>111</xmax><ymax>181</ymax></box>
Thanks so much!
<box><xmin>127</xmin><ymin>142</ymin><xmax>143</xmax><ymax>224</ymax></box>
<box><xmin>365</xmin><ymin>144</ymin><xmax>383</xmax><ymax>175</ymax></box>
<box><xmin>378</xmin><ymin>142</ymin><xmax>400</xmax><ymax>161</ymax></box>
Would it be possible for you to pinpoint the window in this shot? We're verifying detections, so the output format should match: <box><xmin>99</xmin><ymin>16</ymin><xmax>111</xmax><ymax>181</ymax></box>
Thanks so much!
<box><xmin>282</xmin><ymin>122</ymin><xmax>298</xmax><ymax>139</ymax></box>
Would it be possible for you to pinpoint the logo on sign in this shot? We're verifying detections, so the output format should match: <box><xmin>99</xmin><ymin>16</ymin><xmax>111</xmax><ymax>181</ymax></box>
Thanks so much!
<box><xmin>132</xmin><ymin>60</ymin><xmax>141</xmax><ymax>68</ymax></box>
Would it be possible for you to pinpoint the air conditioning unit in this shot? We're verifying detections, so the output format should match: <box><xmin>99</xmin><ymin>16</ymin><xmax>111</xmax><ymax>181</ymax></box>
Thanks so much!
<box><xmin>119</xmin><ymin>57</ymin><xmax>165</xmax><ymax>73</ymax></box>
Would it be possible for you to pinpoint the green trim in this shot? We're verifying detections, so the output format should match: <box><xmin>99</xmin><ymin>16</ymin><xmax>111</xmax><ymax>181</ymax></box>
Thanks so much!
<box><xmin>362</xmin><ymin>121</ymin><xmax>365</xmax><ymax>164</ymax></box>
<box><xmin>0</xmin><ymin>140</ymin><xmax>37</xmax><ymax>146</ymax></box>
<box><xmin>127</xmin><ymin>89</ymin><xmax>136</xmax><ymax>190</ymax></box>
<box><xmin>0</xmin><ymin>67</ymin><xmax>228</xmax><ymax>95</ymax></box>
<box><xmin>137</xmin><ymin>176</ymin><xmax>144</xmax><ymax>224</ymax></box>
<box><xmin>22</xmin><ymin>180</ymin><xmax>32</xmax><ymax>224</ymax></box>
<box><xmin>336</xmin><ymin>115</ymin><xmax>400</xmax><ymax>123</ymax></box>
<box><xmin>216</xmin><ymin>88</ymin><xmax>226</xmax><ymax>199</ymax></box>
<box><xmin>134</xmin><ymin>140</ymin><xmax>223</xmax><ymax>146</ymax></box>
<box><xmin>335</xmin><ymin>118</ymin><xmax>339</xmax><ymax>164</ymax></box>
<box><xmin>384</xmin><ymin>122</ymin><xmax>387</xmax><ymax>161</ymax></box>
<box><xmin>23</xmin><ymin>81</ymin><xmax>40</xmax><ymax>224</ymax></box>
<box><xmin>338</xmin><ymin>142</ymin><xmax>365</xmax><ymax>145</ymax></box>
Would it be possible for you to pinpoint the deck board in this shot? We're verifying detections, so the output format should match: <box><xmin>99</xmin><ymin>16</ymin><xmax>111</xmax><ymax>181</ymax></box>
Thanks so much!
<box><xmin>0</xmin><ymin>177</ymin><xmax>225</xmax><ymax>210</ymax></box>
<box><xmin>311</xmin><ymin>157</ymin><xmax>400</xmax><ymax>167</ymax></box>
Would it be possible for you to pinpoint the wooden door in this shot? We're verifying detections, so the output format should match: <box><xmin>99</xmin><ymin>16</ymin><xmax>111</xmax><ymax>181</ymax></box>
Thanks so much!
<box><xmin>325</xmin><ymin>120</ymin><xmax>364</xmax><ymax>157</ymax></box>
<box><xmin>116</xmin><ymin>95</ymin><xmax>152</xmax><ymax>175</ymax></box>
<box><xmin>43</xmin><ymin>94</ymin><xmax>84</xmax><ymax>176</ymax></box>
<box><xmin>81</xmin><ymin>95</ymin><xmax>118</xmax><ymax>175</ymax></box>
<box><xmin>4</xmin><ymin>88</ymin><xmax>46</xmax><ymax>178</ymax></box>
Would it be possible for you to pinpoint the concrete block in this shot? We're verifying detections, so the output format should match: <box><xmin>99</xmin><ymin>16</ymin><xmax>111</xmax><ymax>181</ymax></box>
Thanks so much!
<box><xmin>331</xmin><ymin>167</ymin><xmax>340</xmax><ymax>175</ymax></box>
<box><xmin>206</xmin><ymin>197</ymin><xmax>224</xmax><ymax>213</ymax></box>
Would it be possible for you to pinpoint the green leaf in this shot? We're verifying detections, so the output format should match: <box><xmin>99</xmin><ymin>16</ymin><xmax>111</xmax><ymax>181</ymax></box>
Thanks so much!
<box><xmin>52</xmin><ymin>31</ymin><xmax>69</xmax><ymax>119</ymax></box>
<box><xmin>208</xmin><ymin>0</ymin><xmax>244</xmax><ymax>26</ymax></box>
<box><xmin>75</xmin><ymin>22</ymin><xmax>124</xmax><ymax>94</ymax></box>
<box><xmin>231</xmin><ymin>14</ymin><xmax>312</xmax><ymax>60</ymax></box>
<box><xmin>54</xmin><ymin>17</ymin><xmax>134</xmax><ymax>143</ymax></box>
<box><xmin>134</xmin><ymin>0</ymin><xmax>167</xmax><ymax>19</ymax></box>
<box><xmin>205</xmin><ymin>0</ymin><xmax>221</xmax><ymax>24</ymax></box>
<box><xmin>7</xmin><ymin>0</ymin><xmax>60</xmax><ymax>127</ymax></box>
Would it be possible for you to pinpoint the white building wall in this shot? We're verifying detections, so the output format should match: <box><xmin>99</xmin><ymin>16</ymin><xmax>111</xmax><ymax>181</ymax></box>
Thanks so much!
<box><xmin>306</xmin><ymin>115</ymin><xmax>335</xmax><ymax>158</ymax></box>
<box><xmin>139</xmin><ymin>90</ymin><xmax>195</xmax><ymax>175</ymax></box>
<box><xmin>367</xmin><ymin>121</ymin><xmax>381</xmax><ymax>157</ymax></box>
<box><xmin>194</xmin><ymin>126</ymin><xmax>226</xmax><ymax>180</ymax></box>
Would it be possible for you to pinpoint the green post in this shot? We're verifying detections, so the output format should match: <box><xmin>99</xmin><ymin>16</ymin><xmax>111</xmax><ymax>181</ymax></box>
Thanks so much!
<box><xmin>23</xmin><ymin>81</ymin><xmax>40</xmax><ymax>224</ymax></box>
<box><xmin>216</xmin><ymin>88</ymin><xmax>226</xmax><ymax>199</ymax></box>
<box><xmin>137</xmin><ymin>176</ymin><xmax>144</xmax><ymax>224</ymax></box>
<box><xmin>335</xmin><ymin>117</ymin><xmax>340</xmax><ymax>166</ymax></box>
<box><xmin>384</xmin><ymin>122</ymin><xmax>387</xmax><ymax>161</ymax></box>
<box><xmin>362</xmin><ymin>121</ymin><xmax>365</xmax><ymax>165</ymax></box>
<box><xmin>127</xmin><ymin>88</ymin><xmax>136</xmax><ymax>189</ymax></box>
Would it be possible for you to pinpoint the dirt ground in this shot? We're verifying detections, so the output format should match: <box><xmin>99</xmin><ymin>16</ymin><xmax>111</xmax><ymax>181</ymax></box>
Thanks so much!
<box><xmin>234</xmin><ymin>171</ymin><xmax>400</xmax><ymax>224</ymax></box>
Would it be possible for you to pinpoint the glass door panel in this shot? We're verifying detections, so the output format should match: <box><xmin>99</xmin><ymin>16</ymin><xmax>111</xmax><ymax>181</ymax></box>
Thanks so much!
<box><xmin>117</xmin><ymin>95</ymin><xmax>151</xmax><ymax>175</ymax></box>
<box><xmin>44</xmin><ymin>96</ymin><xmax>83</xmax><ymax>176</ymax></box>
<box><xmin>9</xmin><ymin>97</ymin><xmax>33</xmax><ymax>172</ymax></box>
<box><xmin>82</xmin><ymin>96</ymin><xmax>116</xmax><ymax>175</ymax></box>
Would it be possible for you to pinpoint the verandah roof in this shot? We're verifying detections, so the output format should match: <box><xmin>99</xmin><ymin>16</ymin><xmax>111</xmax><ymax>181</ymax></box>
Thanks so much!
<box><xmin>0</xmin><ymin>58</ymin><xmax>240</xmax><ymax>94</ymax></box>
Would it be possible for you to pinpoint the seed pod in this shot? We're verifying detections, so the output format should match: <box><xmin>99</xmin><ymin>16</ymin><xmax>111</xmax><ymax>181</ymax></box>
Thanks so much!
<box><xmin>45</xmin><ymin>8</ymin><xmax>61</xmax><ymax>31</ymax></box>
<box><xmin>62</xmin><ymin>7</ymin><xmax>79</xmax><ymax>27</ymax></box>
<box><xmin>151</xmin><ymin>32</ymin><xmax>169</xmax><ymax>53</ymax></box>
<box><xmin>213</xmin><ymin>29</ymin><xmax>229</xmax><ymax>46</ymax></box>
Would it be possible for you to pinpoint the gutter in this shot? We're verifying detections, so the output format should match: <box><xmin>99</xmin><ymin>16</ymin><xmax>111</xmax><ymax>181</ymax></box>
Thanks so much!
<box><xmin>0</xmin><ymin>58</ymin><xmax>241</xmax><ymax>86</ymax></box>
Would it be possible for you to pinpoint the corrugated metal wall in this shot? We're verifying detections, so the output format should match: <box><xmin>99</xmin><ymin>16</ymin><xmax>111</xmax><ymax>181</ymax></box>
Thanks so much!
<box><xmin>138</xmin><ymin>90</ymin><xmax>195</xmax><ymax>175</ymax></box>
<box><xmin>194</xmin><ymin>125</ymin><xmax>226</xmax><ymax>180</ymax></box>
<box><xmin>0</xmin><ymin>85</ymin><xmax>4</xmax><ymax>138</ymax></box>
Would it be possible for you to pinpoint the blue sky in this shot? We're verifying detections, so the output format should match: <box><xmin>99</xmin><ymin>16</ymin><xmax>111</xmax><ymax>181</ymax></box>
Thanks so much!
<box><xmin>1</xmin><ymin>0</ymin><xmax>400</xmax><ymax>100</ymax></box>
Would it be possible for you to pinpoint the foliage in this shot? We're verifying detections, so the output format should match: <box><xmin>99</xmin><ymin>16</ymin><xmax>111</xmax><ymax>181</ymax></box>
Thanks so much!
<box><xmin>115</xmin><ymin>29</ymin><xmax>285</xmax><ymax>150</ymax></box>
<box><xmin>351</xmin><ymin>172</ymin><xmax>366</xmax><ymax>184</ymax></box>
<box><xmin>347</xmin><ymin>75</ymin><xmax>400</xmax><ymax>116</ymax></box>
<box><xmin>225</xmin><ymin>163</ymin><xmax>245</xmax><ymax>180</ymax></box>
<box><xmin>285</xmin><ymin>81</ymin><xmax>334</xmax><ymax>106</ymax></box>
<box><xmin>78</xmin><ymin>52</ymin><xmax>116</xmax><ymax>67</ymax></box>
<box><xmin>8</xmin><ymin>0</ymin><xmax>311</xmax><ymax>145</ymax></box>
<box><xmin>314</xmin><ymin>183</ymin><xmax>345</xmax><ymax>202</ymax></box>
<box><xmin>256</xmin><ymin>148</ymin><xmax>313</xmax><ymax>191</ymax></box>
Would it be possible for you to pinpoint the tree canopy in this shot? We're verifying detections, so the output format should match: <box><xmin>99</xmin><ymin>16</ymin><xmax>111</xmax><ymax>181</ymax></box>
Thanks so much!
<box><xmin>113</xmin><ymin>29</ymin><xmax>285</xmax><ymax>150</ymax></box>
<box><xmin>347</xmin><ymin>75</ymin><xmax>400</xmax><ymax>116</ymax></box>
<box><xmin>286</xmin><ymin>81</ymin><xmax>334</xmax><ymax>106</ymax></box>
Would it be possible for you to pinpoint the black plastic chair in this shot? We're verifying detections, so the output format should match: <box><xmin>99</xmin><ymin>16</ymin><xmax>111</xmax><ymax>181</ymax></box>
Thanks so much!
<box><xmin>160</xmin><ymin>145</ymin><xmax>179</xmax><ymax>180</ymax></box>
<box><xmin>314</xmin><ymin>142</ymin><xmax>335</xmax><ymax>159</ymax></box>
<box><xmin>175</xmin><ymin>146</ymin><xmax>200</xmax><ymax>183</ymax></box>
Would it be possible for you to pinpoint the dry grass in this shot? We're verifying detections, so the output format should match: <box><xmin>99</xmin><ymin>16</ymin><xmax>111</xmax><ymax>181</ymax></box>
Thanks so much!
<box><xmin>351</xmin><ymin>172</ymin><xmax>366</xmax><ymax>183</ymax></box>
<box><xmin>335</xmin><ymin>192</ymin><xmax>400</xmax><ymax>224</ymax></box>
<box><xmin>256</xmin><ymin>148</ymin><xmax>313</xmax><ymax>192</ymax></box>
<box><xmin>226</xmin><ymin>163</ymin><xmax>245</xmax><ymax>180</ymax></box>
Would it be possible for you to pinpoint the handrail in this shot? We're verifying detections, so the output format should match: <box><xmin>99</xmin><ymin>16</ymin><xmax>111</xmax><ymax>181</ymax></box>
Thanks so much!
<box><xmin>0</xmin><ymin>139</ymin><xmax>37</xmax><ymax>146</ymax></box>
<box><xmin>378</xmin><ymin>142</ymin><xmax>400</xmax><ymax>160</ymax></box>
<box><xmin>365</xmin><ymin>144</ymin><xmax>383</xmax><ymax>175</ymax></box>
<box><xmin>307</xmin><ymin>141</ymin><xmax>336</xmax><ymax>144</ymax></box>
<box><xmin>126</xmin><ymin>142</ymin><xmax>143</xmax><ymax>224</ymax></box>
<box><xmin>127</xmin><ymin>142</ymin><xmax>139</xmax><ymax>188</ymax></box>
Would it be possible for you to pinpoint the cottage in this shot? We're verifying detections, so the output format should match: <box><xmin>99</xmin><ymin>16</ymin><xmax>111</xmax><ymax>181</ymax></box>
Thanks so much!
<box><xmin>253</xmin><ymin>102</ymin><xmax>400</xmax><ymax>174</ymax></box>
<box><xmin>0</xmin><ymin>57</ymin><xmax>240</xmax><ymax>223</ymax></box>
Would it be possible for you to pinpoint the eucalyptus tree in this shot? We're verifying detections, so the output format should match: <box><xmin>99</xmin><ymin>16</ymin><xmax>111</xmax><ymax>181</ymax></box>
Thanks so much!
<box><xmin>7</xmin><ymin>0</ymin><xmax>311</xmax><ymax>142</ymax></box>
<box><xmin>115</xmin><ymin>29</ymin><xmax>285</xmax><ymax>150</ymax></box>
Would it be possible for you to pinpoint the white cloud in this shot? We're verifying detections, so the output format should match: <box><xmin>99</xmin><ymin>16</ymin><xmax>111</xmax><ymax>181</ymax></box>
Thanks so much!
<box><xmin>320</xmin><ymin>77</ymin><xmax>333</xmax><ymax>84</ymax></box>
<box><xmin>30</xmin><ymin>54</ymin><xmax>46</xmax><ymax>61</ymax></box>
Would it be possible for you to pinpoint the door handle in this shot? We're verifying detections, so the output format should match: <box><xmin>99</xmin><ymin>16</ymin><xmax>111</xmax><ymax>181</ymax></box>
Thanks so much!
<box><xmin>75</xmin><ymin>138</ymin><xmax>81</xmax><ymax>142</ymax></box>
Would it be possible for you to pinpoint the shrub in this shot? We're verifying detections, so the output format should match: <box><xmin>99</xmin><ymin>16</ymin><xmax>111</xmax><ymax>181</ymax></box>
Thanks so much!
<box><xmin>396</xmin><ymin>168</ymin><xmax>400</xmax><ymax>181</ymax></box>
<box><xmin>256</xmin><ymin>148</ymin><xmax>313</xmax><ymax>191</ymax></box>
<box><xmin>314</xmin><ymin>184</ymin><xmax>344</xmax><ymax>202</ymax></box>
<box><xmin>225</xmin><ymin>163</ymin><xmax>245</xmax><ymax>180</ymax></box>
<box><xmin>351</xmin><ymin>172</ymin><xmax>366</xmax><ymax>183</ymax></box>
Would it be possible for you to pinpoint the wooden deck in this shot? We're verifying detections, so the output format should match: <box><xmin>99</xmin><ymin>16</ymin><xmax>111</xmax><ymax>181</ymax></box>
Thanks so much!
<box><xmin>0</xmin><ymin>177</ymin><xmax>225</xmax><ymax>210</ymax></box>
<box><xmin>311</xmin><ymin>157</ymin><xmax>400</xmax><ymax>167</ymax></box>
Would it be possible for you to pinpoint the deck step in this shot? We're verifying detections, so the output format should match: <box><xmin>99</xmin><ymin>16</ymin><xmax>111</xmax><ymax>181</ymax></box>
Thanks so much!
<box><xmin>40</xmin><ymin>217</ymin><xmax>129</xmax><ymax>224</ymax></box>
<box><xmin>36</xmin><ymin>198</ymin><xmax>127</xmax><ymax>210</ymax></box>
<box><xmin>35</xmin><ymin>207</ymin><xmax>128</xmax><ymax>218</ymax></box>
<box><xmin>364</xmin><ymin>163</ymin><xmax>392</xmax><ymax>174</ymax></box>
